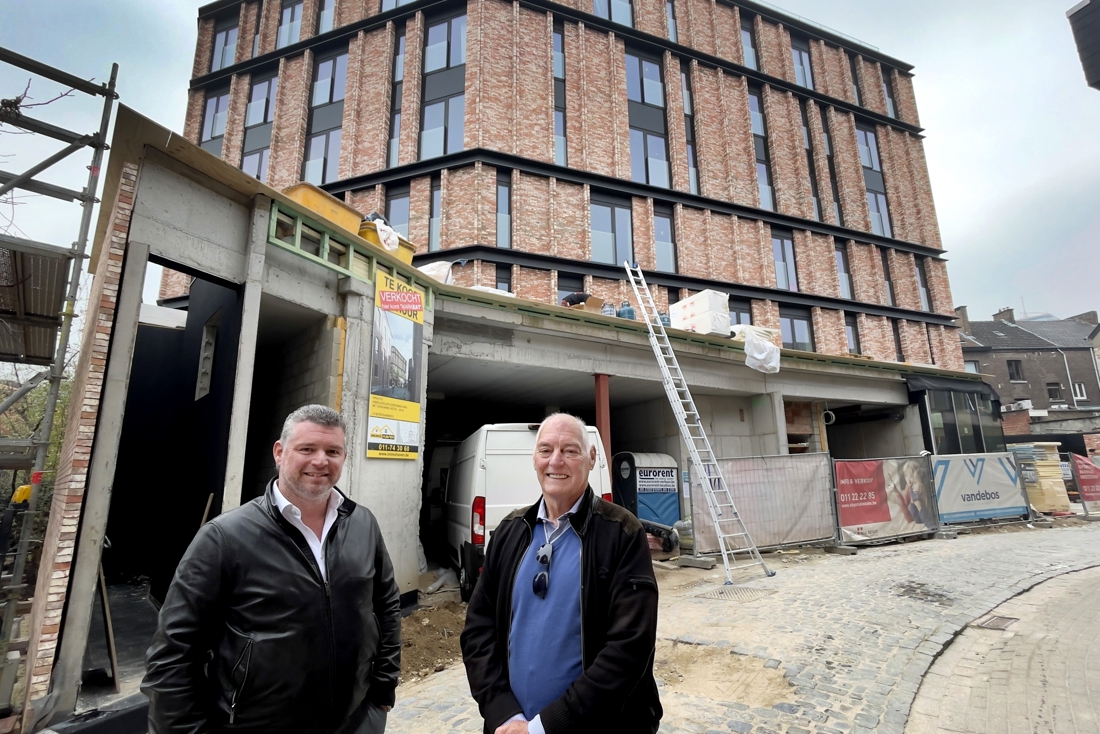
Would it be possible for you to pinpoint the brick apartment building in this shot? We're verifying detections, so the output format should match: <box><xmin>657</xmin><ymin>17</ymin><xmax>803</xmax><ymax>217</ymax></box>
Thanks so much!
<box><xmin>183</xmin><ymin>0</ymin><xmax>963</xmax><ymax>369</ymax></box>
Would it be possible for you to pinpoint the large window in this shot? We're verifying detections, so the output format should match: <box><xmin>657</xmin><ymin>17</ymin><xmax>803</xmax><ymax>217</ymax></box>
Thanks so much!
<box><xmin>303</xmin><ymin>51</ymin><xmax>347</xmax><ymax>185</ymax></box>
<box><xmin>926</xmin><ymin>391</ymin><xmax>1006</xmax><ymax>454</ymax></box>
<box><xmin>388</xmin><ymin>26</ymin><xmax>406</xmax><ymax>167</ymax></box>
<box><xmin>857</xmin><ymin>125</ymin><xmax>892</xmax><ymax>237</ymax></box>
<box><xmin>242</xmin><ymin>75</ymin><xmax>278</xmax><ymax>182</ymax></box>
<box><xmin>594</xmin><ymin>0</ymin><xmax>633</xmax><ymax>28</ymax></box>
<box><xmin>386</xmin><ymin>185</ymin><xmax>410</xmax><ymax>238</ymax></box>
<box><xmin>682</xmin><ymin>70</ymin><xmax>699</xmax><ymax>194</ymax></box>
<box><xmin>915</xmin><ymin>256</ymin><xmax>931</xmax><ymax>311</ymax></box>
<box><xmin>772</xmin><ymin>232</ymin><xmax>797</xmax><ymax>292</ymax></box>
<box><xmin>1007</xmin><ymin>359</ymin><xmax>1024</xmax><ymax>382</ymax></box>
<box><xmin>317</xmin><ymin>0</ymin><xmax>335</xmax><ymax>34</ymax></box>
<box><xmin>882</xmin><ymin>66</ymin><xmax>897</xmax><ymax>119</ymax></box>
<box><xmin>554</xmin><ymin>23</ymin><xmax>567</xmax><ymax>166</ymax></box>
<box><xmin>557</xmin><ymin>272</ymin><xmax>584</xmax><ymax>304</ymax></box>
<box><xmin>799</xmin><ymin>101</ymin><xmax>821</xmax><ymax>221</ymax></box>
<box><xmin>277</xmin><ymin>0</ymin><xmax>304</xmax><ymax>49</ymax></box>
<box><xmin>848</xmin><ymin>53</ymin><xmax>862</xmax><ymax>106</ymax></box>
<box><xmin>749</xmin><ymin>87</ymin><xmax>773</xmax><ymax>210</ymax></box>
<box><xmin>835</xmin><ymin>242</ymin><xmax>852</xmax><ymax>299</ymax></box>
<box><xmin>1074</xmin><ymin>382</ymin><xmax>1088</xmax><ymax>400</ymax></box>
<box><xmin>880</xmin><ymin>248</ymin><xmax>895</xmax><ymax>306</ymax></box>
<box><xmin>211</xmin><ymin>16</ymin><xmax>238</xmax><ymax>72</ymax></box>
<box><xmin>964</xmin><ymin>360</ymin><xmax>980</xmax><ymax>374</ymax></box>
<box><xmin>496</xmin><ymin>171</ymin><xmax>511</xmax><ymax>248</ymax></box>
<box><xmin>421</xmin><ymin>14</ymin><xmax>467</xmax><ymax>160</ymax></box>
<box><xmin>428</xmin><ymin>177</ymin><xmax>441</xmax><ymax>252</ymax></box>
<box><xmin>844</xmin><ymin>314</ymin><xmax>860</xmax><ymax>354</ymax></box>
<box><xmin>791</xmin><ymin>36</ymin><xmax>813</xmax><ymax>89</ymax></box>
<box><xmin>1047</xmin><ymin>383</ymin><xmax>1063</xmax><ymax>402</ymax></box>
<box><xmin>729</xmin><ymin>300</ymin><xmax>752</xmax><ymax>326</ymax></box>
<box><xmin>626</xmin><ymin>51</ymin><xmax>669</xmax><ymax>188</ymax></box>
<box><xmin>780</xmin><ymin>308</ymin><xmax>814</xmax><ymax>351</ymax></box>
<box><xmin>654</xmin><ymin>207</ymin><xmax>676</xmax><ymax>273</ymax></box>
<box><xmin>381</xmin><ymin>0</ymin><xmax>416</xmax><ymax>11</ymax></box>
<box><xmin>666</xmin><ymin>1</ymin><xmax>677</xmax><ymax>41</ymax></box>
<box><xmin>590</xmin><ymin>196</ymin><xmax>633</xmax><ymax>266</ymax></box>
<box><xmin>741</xmin><ymin>15</ymin><xmax>758</xmax><ymax>70</ymax></box>
<box><xmin>495</xmin><ymin>265</ymin><xmax>512</xmax><ymax>293</ymax></box>
<box><xmin>200</xmin><ymin>88</ymin><xmax>230</xmax><ymax>157</ymax></box>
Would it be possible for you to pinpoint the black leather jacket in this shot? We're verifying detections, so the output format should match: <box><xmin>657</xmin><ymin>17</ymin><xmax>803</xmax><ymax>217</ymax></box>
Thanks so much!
<box><xmin>460</xmin><ymin>488</ymin><xmax>662</xmax><ymax>734</ymax></box>
<box><xmin>143</xmin><ymin>480</ymin><xmax>402</xmax><ymax>734</ymax></box>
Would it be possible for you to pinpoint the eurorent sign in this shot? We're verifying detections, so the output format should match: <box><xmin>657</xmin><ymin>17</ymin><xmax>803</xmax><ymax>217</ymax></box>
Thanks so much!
<box><xmin>932</xmin><ymin>453</ymin><xmax>1028</xmax><ymax>523</ymax></box>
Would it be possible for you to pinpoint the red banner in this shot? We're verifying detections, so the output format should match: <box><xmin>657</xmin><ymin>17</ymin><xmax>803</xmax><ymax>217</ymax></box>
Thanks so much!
<box><xmin>378</xmin><ymin>289</ymin><xmax>423</xmax><ymax>312</ymax></box>
<box><xmin>835</xmin><ymin>461</ymin><xmax>891</xmax><ymax>526</ymax></box>
<box><xmin>1072</xmin><ymin>454</ymin><xmax>1100</xmax><ymax>505</ymax></box>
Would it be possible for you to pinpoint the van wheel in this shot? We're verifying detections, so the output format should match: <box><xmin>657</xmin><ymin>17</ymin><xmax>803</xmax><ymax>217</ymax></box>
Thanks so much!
<box><xmin>460</xmin><ymin>564</ymin><xmax>474</xmax><ymax>602</ymax></box>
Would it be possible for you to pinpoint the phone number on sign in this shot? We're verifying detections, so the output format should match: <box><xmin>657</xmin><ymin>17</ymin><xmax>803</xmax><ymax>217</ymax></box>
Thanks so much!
<box><xmin>839</xmin><ymin>492</ymin><xmax>877</xmax><ymax>503</ymax></box>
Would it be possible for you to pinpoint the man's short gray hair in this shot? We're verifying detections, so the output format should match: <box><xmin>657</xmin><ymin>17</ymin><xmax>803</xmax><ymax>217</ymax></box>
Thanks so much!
<box><xmin>534</xmin><ymin>412</ymin><xmax>590</xmax><ymax>453</ymax></box>
<box><xmin>280</xmin><ymin>404</ymin><xmax>347</xmax><ymax>445</ymax></box>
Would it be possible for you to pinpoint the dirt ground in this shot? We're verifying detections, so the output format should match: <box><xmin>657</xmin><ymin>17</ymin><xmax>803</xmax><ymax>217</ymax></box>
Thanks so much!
<box><xmin>653</xmin><ymin>639</ymin><xmax>795</xmax><ymax>706</ymax></box>
<box><xmin>400</xmin><ymin>601</ymin><xmax>466</xmax><ymax>685</ymax></box>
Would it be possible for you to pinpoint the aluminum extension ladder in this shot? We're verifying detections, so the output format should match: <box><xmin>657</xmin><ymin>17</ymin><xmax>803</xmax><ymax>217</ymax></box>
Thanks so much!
<box><xmin>623</xmin><ymin>262</ymin><xmax>775</xmax><ymax>583</ymax></box>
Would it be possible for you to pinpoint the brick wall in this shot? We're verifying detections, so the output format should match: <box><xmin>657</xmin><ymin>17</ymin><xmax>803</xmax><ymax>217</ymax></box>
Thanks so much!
<box><xmin>1084</xmin><ymin>433</ymin><xmax>1100</xmax><ymax>459</ymax></box>
<box><xmin>752</xmin><ymin>299</ymin><xmax>781</xmax><ymax>346</ymax></box>
<box><xmin>397</xmin><ymin>12</ymin><xmax>423</xmax><ymax>166</ymax></box>
<box><xmin>811</xmin><ymin>307</ymin><xmax>846</xmax><ymax>355</ymax></box>
<box><xmin>857</xmin><ymin>313</ymin><xmax>894</xmax><ymax>362</ymax></box>
<box><xmin>517</xmin><ymin>9</ymin><xmax>555</xmax><ymax>163</ymax></box>
<box><xmin>898</xmin><ymin>319</ymin><xmax>932</xmax><ymax>365</ymax></box>
<box><xmin>344</xmin><ymin>27</ymin><xmax>394</xmax><ymax>178</ymax></box>
<box><xmin>632</xmin><ymin>197</ymin><xmax>656</xmax><ymax>270</ymax></box>
<box><xmin>692</xmin><ymin>67</ymin><xmax>755</xmax><ymax>206</ymax></box>
<box><xmin>515</xmin><ymin>171</ymin><xmax>552</xmax><ymax>254</ymax></box>
<box><xmin>892</xmin><ymin>70</ymin><xmax>920</xmax><ymax>127</ymax></box>
<box><xmin>665</xmin><ymin>55</ymin><xmax>689</xmax><ymax>193</ymax></box>
<box><xmin>806</xmin><ymin>101</ymin><xmax>839</xmax><ymax>225</ymax></box>
<box><xmin>810</xmin><ymin>41</ymin><xmax>853</xmax><ymax>104</ymax></box>
<box><xmin>268</xmin><ymin>52</ymin><xmax>313</xmax><ymax>191</ymax></box>
<box><xmin>889</xmin><ymin>249</ymin><xmax>921</xmax><ymax>311</ymax></box>
<box><xmin>184</xmin><ymin>89</ymin><xmax>205</xmax><ymax>144</ymax></box>
<box><xmin>221</xmin><ymin>72</ymin><xmax>252</xmax><ymax>168</ymax></box>
<box><xmin>678</xmin><ymin>0</ymin><xmax>716</xmax><ymax>56</ymax></box>
<box><xmin>633</xmin><ymin>0</ymin><xmax>665</xmax><ymax>40</ymax></box>
<box><xmin>925</xmin><ymin>257</ymin><xmax>954</xmax><ymax>316</ymax></box>
<box><xmin>1001</xmin><ymin>408</ymin><xmax>1031</xmax><ymax>436</ymax></box>
<box><xmin>764</xmin><ymin>86</ymin><xmax>813</xmax><ymax>219</ymax></box>
<box><xmin>551</xmin><ymin>179</ymin><xmax>587</xmax><ymax>260</ymax></box>
<box><xmin>193</xmin><ymin>18</ymin><xmax>215</xmax><ymax>79</ymax></box>
<box><xmin>794</xmin><ymin>230</ymin><xmax>839</xmax><ymax>298</ymax></box>
<box><xmin>408</xmin><ymin>176</ymin><xmax>431</xmax><ymax>252</ymax></box>
<box><xmin>337</xmin><ymin>0</ymin><xmax>376</xmax><ymax>26</ymax></box>
<box><xmin>159</xmin><ymin>268</ymin><xmax>194</xmax><ymax>301</ymax></box>
<box><xmin>258</xmin><ymin>0</ymin><xmax>282</xmax><ymax>56</ymax></box>
<box><xmin>827</xmin><ymin>107</ymin><xmax>871</xmax><ymax>232</ymax></box>
<box><xmin>854</xmin><ymin>56</ymin><xmax>887</xmax><ymax>115</ymax></box>
<box><xmin>347</xmin><ymin>184</ymin><xmax>385</xmax><ymax>220</ymax></box>
<box><xmin>513</xmin><ymin>266</ymin><xmax>555</xmax><ymax>303</ymax></box>
<box><xmin>906</xmin><ymin>135</ymin><xmax>942</xmax><ymax>249</ymax></box>
<box><xmin>847</xmin><ymin>241</ymin><xmax>883</xmax><ymax>304</ymax></box>
<box><xmin>24</xmin><ymin>162</ymin><xmax>139</xmax><ymax>705</ymax></box>
<box><xmin>237</xmin><ymin>3</ymin><xmax>261</xmax><ymax>63</ymax></box>
<box><xmin>755</xmin><ymin>17</ymin><xmax>793</xmax><ymax>82</ymax></box>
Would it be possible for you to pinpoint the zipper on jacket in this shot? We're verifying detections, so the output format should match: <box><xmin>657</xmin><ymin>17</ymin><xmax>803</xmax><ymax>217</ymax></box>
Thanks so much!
<box><xmin>578</xmin><ymin>541</ymin><xmax>586</xmax><ymax>664</ymax></box>
<box><xmin>229</xmin><ymin>639</ymin><xmax>253</xmax><ymax>724</ymax></box>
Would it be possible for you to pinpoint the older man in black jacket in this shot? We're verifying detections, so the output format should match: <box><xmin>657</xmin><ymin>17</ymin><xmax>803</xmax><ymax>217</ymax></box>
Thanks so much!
<box><xmin>143</xmin><ymin>404</ymin><xmax>401</xmax><ymax>734</ymax></box>
<box><xmin>461</xmin><ymin>413</ymin><xmax>661</xmax><ymax>734</ymax></box>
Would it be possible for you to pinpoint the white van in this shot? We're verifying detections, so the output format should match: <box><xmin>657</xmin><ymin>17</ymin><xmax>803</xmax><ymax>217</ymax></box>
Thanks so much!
<box><xmin>444</xmin><ymin>423</ymin><xmax>611</xmax><ymax>600</ymax></box>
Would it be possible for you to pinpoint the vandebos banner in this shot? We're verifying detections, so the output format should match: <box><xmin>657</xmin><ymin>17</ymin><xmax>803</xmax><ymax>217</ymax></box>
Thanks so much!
<box><xmin>932</xmin><ymin>453</ymin><xmax>1028</xmax><ymax>523</ymax></box>
<box><xmin>1072</xmin><ymin>454</ymin><xmax>1100</xmax><ymax>515</ymax></box>
<box><xmin>834</xmin><ymin>458</ymin><xmax>938</xmax><ymax>544</ymax></box>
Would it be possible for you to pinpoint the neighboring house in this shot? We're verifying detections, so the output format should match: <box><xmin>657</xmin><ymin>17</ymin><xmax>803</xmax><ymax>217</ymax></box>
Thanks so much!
<box><xmin>954</xmin><ymin>305</ymin><xmax>1100</xmax><ymax>442</ymax></box>
<box><xmin>1069</xmin><ymin>0</ymin><xmax>1100</xmax><ymax>91</ymax></box>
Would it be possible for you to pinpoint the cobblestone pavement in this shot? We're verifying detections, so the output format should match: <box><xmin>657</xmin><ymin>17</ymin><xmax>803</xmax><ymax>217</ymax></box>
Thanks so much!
<box><xmin>906</xmin><ymin>564</ymin><xmax>1100</xmax><ymax>734</ymax></box>
<box><xmin>389</xmin><ymin>522</ymin><xmax>1100</xmax><ymax>734</ymax></box>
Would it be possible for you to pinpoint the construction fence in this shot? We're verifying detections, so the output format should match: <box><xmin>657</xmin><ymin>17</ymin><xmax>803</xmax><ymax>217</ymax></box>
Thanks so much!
<box><xmin>931</xmin><ymin>452</ymin><xmax>1030</xmax><ymax>524</ymax></box>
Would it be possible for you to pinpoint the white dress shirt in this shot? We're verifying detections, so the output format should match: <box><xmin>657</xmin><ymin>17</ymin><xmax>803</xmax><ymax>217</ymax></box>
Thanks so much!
<box><xmin>273</xmin><ymin>481</ymin><xmax>343</xmax><ymax>581</ymax></box>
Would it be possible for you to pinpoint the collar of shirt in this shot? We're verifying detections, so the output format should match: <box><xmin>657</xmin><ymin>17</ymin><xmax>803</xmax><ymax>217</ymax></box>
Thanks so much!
<box><xmin>272</xmin><ymin>481</ymin><xmax>344</xmax><ymax>580</ymax></box>
<box><xmin>272</xmin><ymin>481</ymin><xmax>343</xmax><ymax>521</ymax></box>
<box><xmin>537</xmin><ymin>492</ymin><xmax>585</xmax><ymax>544</ymax></box>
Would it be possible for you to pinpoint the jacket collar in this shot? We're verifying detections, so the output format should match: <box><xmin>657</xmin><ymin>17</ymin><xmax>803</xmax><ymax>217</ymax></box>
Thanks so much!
<box><xmin>262</xmin><ymin>477</ymin><xmax>352</xmax><ymax>524</ymax></box>
<box><xmin>523</xmin><ymin>486</ymin><xmax>596</xmax><ymax>537</ymax></box>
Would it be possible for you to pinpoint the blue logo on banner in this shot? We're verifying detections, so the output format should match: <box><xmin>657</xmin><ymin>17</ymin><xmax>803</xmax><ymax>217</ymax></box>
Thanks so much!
<box><xmin>963</xmin><ymin>458</ymin><xmax>985</xmax><ymax>485</ymax></box>
<box><xmin>933</xmin><ymin>459</ymin><xmax>951</xmax><ymax>500</ymax></box>
<box><xmin>998</xmin><ymin>456</ymin><xmax>1018</xmax><ymax>486</ymax></box>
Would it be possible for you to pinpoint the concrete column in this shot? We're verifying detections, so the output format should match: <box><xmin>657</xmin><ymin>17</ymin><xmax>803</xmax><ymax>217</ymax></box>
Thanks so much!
<box><xmin>751</xmin><ymin>391</ymin><xmax>788</xmax><ymax>456</ymax></box>
<box><xmin>337</xmin><ymin>274</ymin><xmax>374</xmax><ymax>498</ymax></box>
<box><xmin>221</xmin><ymin>196</ymin><xmax>270</xmax><ymax>512</ymax></box>
<box><xmin>594</xmin><ymin>373</ymin><xmax>611</xmax><ymax>464</ymax></box>
<box><xmin>48</xmin><ymin>240</ymin><xmax>150</xmax><ymax>720</ymax></box>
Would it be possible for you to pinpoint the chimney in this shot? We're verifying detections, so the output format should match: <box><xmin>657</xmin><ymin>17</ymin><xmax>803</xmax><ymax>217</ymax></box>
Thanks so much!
<box><xmin>954</xmin><ymin>305</ymin><xmax>971</xmax><ymax>334</ymax></box>
<box><xmin>993</xmin><ymin>307</ymin><xmax>1015</xmax><ymax>323</ymax></box>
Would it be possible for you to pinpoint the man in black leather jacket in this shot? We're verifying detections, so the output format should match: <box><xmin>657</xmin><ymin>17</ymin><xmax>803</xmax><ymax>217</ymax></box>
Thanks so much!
<box><xmin>143</xmin><ymin>405</ymin><xmax>401</xmax><ymax>734</ymax></box>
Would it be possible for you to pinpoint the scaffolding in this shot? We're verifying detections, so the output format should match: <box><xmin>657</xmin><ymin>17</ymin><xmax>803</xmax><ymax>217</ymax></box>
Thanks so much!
<box><xmin>0</xmin><ymin>46</ymin><xmax>118</xmax><ymax>719</ymax></box>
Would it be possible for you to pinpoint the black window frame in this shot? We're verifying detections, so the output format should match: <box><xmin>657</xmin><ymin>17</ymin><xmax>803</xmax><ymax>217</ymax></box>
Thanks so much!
<box><xmin>740</xmin><ymin>14</ymin><xmax>758</xmax><ymax>70</ymax></box>
<box><xmin>653</xmin><ymin>204</ymin><xmax>676</xmax><ymax>273</ymax></box>
<box><xmin>819</xmin><ymin>107</ymin><xmax>843</xmax><ymax>225</ymax></box>
<box><xmin>388</xmin><ymin>24</ymin><xmax>406</xmax><ymax>167</ymax></box>
<box><xmin>317</xmin><ymin>0</ymin><xmax>335</xmax><ymax>35</ymax></box>
<box><xmin>748</xmin><ymin>86</ymin><xmax>773</xmax><ymax>211</ymax></box>
<box><xmin>211</xmin><ymin>14</ymin><xmax>239</xmax><ymax>73</ymax></box>
<box><xmin>771</xmin><ymin>231</ymin><xmax>798</xmax><ymax>292</ymax></box>
<box><xmin>835</xmin><ymin>241</ymin><xmax>852</xmax><ymax>299</ymax></box>
<box><xmin>420</xmin><ymin>12</ymin><xmax>467</xmax><ymax>161</ymax></box>
<box><xmin>428</xmin><ymin>176</ymin><xmax>442</xmax><ymax>252</ymax></box>
<box><xmin>496</xmin><ymin>170</ymin><xmax>512</xmax><ymax>249</ymax></box>
<box><xmin>791</xmin><ymin>35</ymin><xmax>814</xmax><ymax>90</ymax></box>
<box><xmin>882</xmin><ymin>66</ymin><xmax>897</xmax><ymax>119</ymax></box>
<box><xmin>799</xmin><ymin>100</ymin><xmax>821</xmax><ymax>221</ymax></box>
<box><xmin>857</xmin><ymin>124</ymin><xmax>892</xmax><ymax>238</ymax></box>
<box><xmin>844</xmin><ymin>313</ymin><xmax>860</xmax><ymax>354</ymax></box>
<box><xmin>779</xmin><ymin>307</ymin><xmax>814</xmax><ymax>351</ymax></box>
<box><xmin>626</xmin><ymin>49</ymin><xmax>669</xmax><ymax>188</ymax></box>
<box><xmin>594</xmin><ymin>0</ymin><xmax>633</xmax><ymax>28</ymax></box>
<box><xmin>964</xmin><ymin>360</ymin><xmax>980</xmax><ymax>374</ymax></box>
<box><xmin>881</xmin><ymin>248</ymin><xmax>895</xmax><ymax>306</ymax></box>
<box><xmin>1047</xmin><ymin>383</ymin><xmax>1063</xmax><ymax>402</ymax></box>
<box><xmin>241</xmin><ymin>72</ymin><xmax>278</xmax><ymax>182</ymax></box>
<box><xmin>848</xmin><ymin>52</ymin><xmax>862</xmax><ymax>106</ymax></box>
<box><xmin>554</xmin><ymin>22</ymin><xmax>567</xmax><ymax>166</ymax></box>
<box><xmin>495</xmin><ymin>264</ymin><xmax>512</xmax><ymax>293</ymax></box>
<box><xmin>277</xmin><ymin>0</ymin><xmax>304</xmax><ymax>50</ymax></box>
<box><xmin>1007</xmin><ymin>360</ymin><xmax>1024</xmax><ymax>382</ymax></box>
<box><xmin>589</xmin><ymin>192</ymin><xmax>633</xmax><ymax>267</ymax></box>
<box><xmin>200</xmin><ymin>87</ymin><xmax>231</xmax><ymax>157</ymax></box>
<box><xmin>666</xmin><ymin>0</ymin><xmax>677</xmax><ymax>42</ymax></box>
<box><xmin>891</xmin><ymin>319</ymin><xmax>904</xmax><ymax>361</ymax></box>
<box><xmin>303</xmin><ymin>48</ymin><xmax>348</xmax><ymax>185</ymax></box>
<box><xmin>681</xmin><ymin>68</ymin><xmax>699</xmax><ymax>195</ymax></box>
<box><xmin>557</xmin><ymin>272</ymin><xmax>585</xmax><ymax>304</ymax></box>
<box><xmin>729</xmin><ymin>299</ymin><xmax>752</xmax><ymax>326</ymax></box>
<box><xmin>915</xmin><ymin>256</ymin><xmax>931</xmax><ymax>312</ymax></box>
<box><xmin>386</xmin><ymin>184</ymin><xmax>411</xmax><ymax>239</ymax></box>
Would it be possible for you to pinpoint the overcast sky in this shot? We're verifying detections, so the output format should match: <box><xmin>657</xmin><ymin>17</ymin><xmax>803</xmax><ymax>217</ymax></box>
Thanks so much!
<box><xmin>2</xmin><ymin>0</ymin><xmax>1097</xmax><ymax>321</ymax></box>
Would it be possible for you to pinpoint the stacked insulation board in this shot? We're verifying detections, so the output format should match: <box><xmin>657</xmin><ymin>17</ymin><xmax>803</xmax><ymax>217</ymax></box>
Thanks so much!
<box><xmin>1008</xmin><ymin>442</ymin><xmax>1071</xmax><ymax>513</ymax></box>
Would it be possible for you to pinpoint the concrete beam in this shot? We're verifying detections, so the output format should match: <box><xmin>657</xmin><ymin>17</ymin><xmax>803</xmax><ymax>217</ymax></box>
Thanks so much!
<box><xmin>221</xmin><ymin>196</ymin><xmax>270</xmax><ymax>512</ymax></box>
<box><xmin>49</xmin><ymin>240</ymin><xmax>148</xmax><ymax>719</ymax></box>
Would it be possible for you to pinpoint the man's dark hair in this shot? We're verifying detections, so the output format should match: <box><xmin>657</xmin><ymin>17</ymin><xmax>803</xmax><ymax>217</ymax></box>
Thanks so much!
<box><xmin>280</xmin><ymin>404</ymin><xmax>347</xmax><ymax>445</ymax></box>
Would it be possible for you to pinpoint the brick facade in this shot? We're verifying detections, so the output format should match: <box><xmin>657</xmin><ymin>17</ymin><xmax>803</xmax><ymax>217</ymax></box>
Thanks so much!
<box><xmin>24</xmin><ymin>163</ymin><xmax>139</xmax><ymax>705</ymax></box>
<box><xmin>159</xmin><ymin>269</ymin><xmax>194</xmax><ymax>301</ymax></box>
<box><xmin>185</xmin><ymin>0</ymin><xmax>963</xmax><ymax>371</ymax></box>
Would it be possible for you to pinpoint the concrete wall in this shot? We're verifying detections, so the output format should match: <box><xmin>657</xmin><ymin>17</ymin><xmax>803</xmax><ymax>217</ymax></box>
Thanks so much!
<box><xmin>965</xmin><ymin>347</ymin><xmax>1100</xmax><ymax>410</ymax></box>
<box><xmin>826</xmin><ymin>404</ymin><xmax>924</xmax><ymax>459</ymax></box>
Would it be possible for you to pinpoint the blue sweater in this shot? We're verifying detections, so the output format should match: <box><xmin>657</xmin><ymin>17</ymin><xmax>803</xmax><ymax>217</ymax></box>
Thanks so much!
<box><xmin>508</xmin><ymin>523</ymin><xmax>584</xmax><ymax>719</ymax></box>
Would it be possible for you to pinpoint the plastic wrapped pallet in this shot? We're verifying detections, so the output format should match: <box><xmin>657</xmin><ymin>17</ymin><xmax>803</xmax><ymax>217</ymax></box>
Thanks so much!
<box><xmin>670</xmin><ymin>289</ymin><xmax>729</xmax><ymax>325</ymax></box>
<box><xmin>731</xmin><ymin>324</ymin><xmax>781</xmax><ymax>374</ymax></box>
<box><xmin>674</xmin><ymin>310</ymin><xmax>731</xmax><ymax>336</ymax></box>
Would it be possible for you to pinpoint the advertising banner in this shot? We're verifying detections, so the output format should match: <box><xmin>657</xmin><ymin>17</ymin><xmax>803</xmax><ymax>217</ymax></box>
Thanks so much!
<box><xmin>931</xmin><ymin>453</ymin><xmax>1029</xmax><ymax>523</ymax></box>
<box><xmin>1072</xmin><ymin>454</ymin><xmax>1100</xmax><ymax>515</ymax></box>
<box><xmin>835</xmin><ymin>457</ymin><xmax>938</xmax><ymax>543</ymax></box>
<box><xmin>367</xmin><ymin>272</ymin><xmax>425</xmax><ymax>459</ymax></box>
